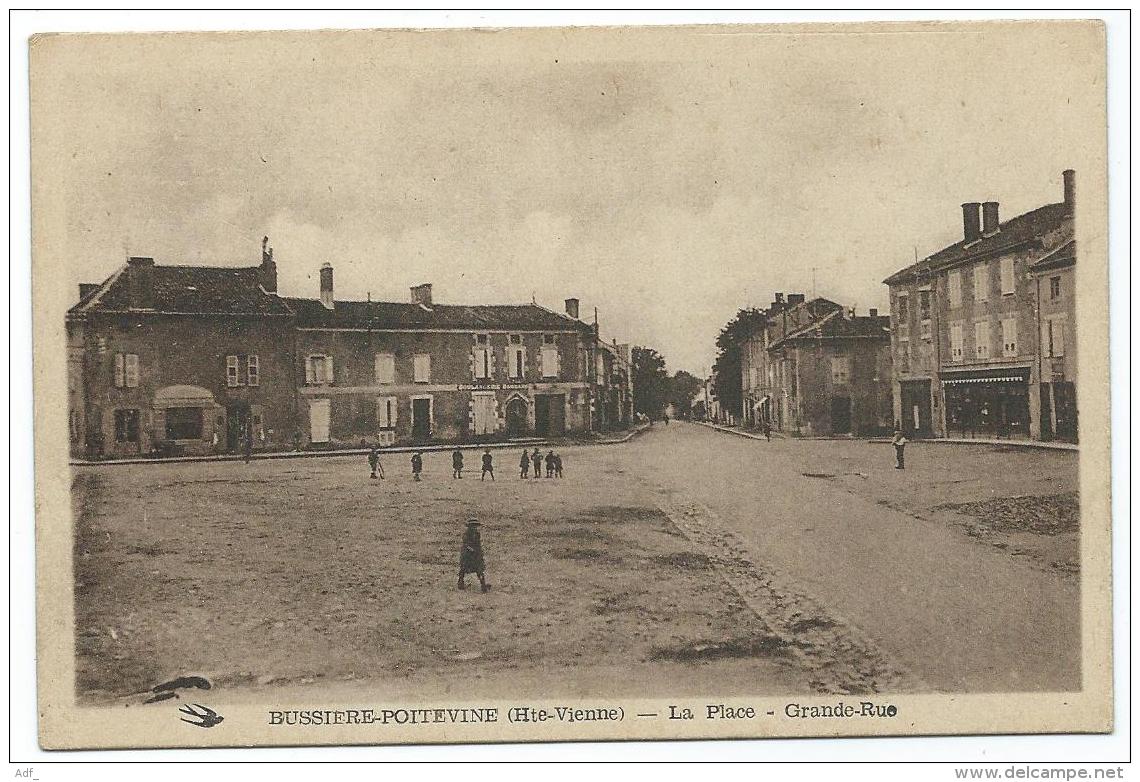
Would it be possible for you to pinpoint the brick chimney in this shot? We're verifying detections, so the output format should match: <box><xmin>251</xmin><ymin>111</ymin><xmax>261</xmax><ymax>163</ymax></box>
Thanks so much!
<box><xmin>1063</xmin><ymin>169</ymin><xmax>1075</xmax><ymax>214</ymax></box>
<box><xmin>961</xmin><ymin>202</ymin><xmax>982</xmax><ymax>242</ymax></box>
<box><xmin>319</xmin><ymin>263</ymin><xmax>334</xmax><ymax>310</ymax></box>
<box><xmin>127</xmin><ymin>256</ymin><xmax>155</xmax><ymax>310</ymax></box>
<box><xmin>259</xmin><ymin>235</ymin><xmax>277</xmax><ymax>293</ymax></box>
<box><xmin>982</xmin><ymin>202</ymin><xmax>1000</xmax><ymax>235</ymax></box>
<box><xmin>564</xmin><ymin>298</ymin><xmax>580</xmax><ymax>319</ymax></box>
<box><xmin>869</xmin><ymin>308</ymin><xmax>878</xmax><ymax>318</ymax></box>
<box><xmin>411</xmin><ymin>283</ymin><xmax>433</xmax><ymax>309</ymax></box>
<box><xmin>787</xmin><ymin>293</ymin><xmax>806</xmax><ymax>306</ymax></box>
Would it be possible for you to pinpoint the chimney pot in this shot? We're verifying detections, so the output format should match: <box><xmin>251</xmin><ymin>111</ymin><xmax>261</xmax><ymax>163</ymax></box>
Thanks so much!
<box><xmin>982</xmin><ymin>202</ymin><xmax>1000</xmax><ymax>235</ymax></box>
<box><xmin>259</xmin><ymin>236</ymin><xmax>277</xmax><ymax>293</ymax></box>
<box><xmin>126</xmin><ymin>256</ymin><xmax>155</xmax><ymax>310</ymax></box>
<box><xmin>775</xmin><ymin>292</ymin><xmax>784</xmax><ymax>303</ymax></box>
<box><xmin>319</xmin><ymin>263</ymin><xmax>334</xmax><ymax>310</ymax></box>
<box><xmin>411</xmin><ymin>283</ymin><xmax>433</xmax><ymax>309</ymax></box>
<box><xmin>961</xmin><ymin>202</ymin><xmax>982</xmax><ymax>242</ymax></box>
<box><xmin>1063</xmin><ymin>169</ymin><xmax>1075</xmax><ymax>213</ymax></box>
<box><xmin>564</xmin><ymin>297</ymin><xmax>580</xmax><ymax>319</ymax></box>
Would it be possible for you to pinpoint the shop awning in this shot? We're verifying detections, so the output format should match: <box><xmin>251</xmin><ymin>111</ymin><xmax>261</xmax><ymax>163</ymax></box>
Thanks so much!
<box><xmin>153</xmin><ymin>384</ymin><xmax>216</xmax><ymax>408</ymax></box>
<box><xmin>941</xmin><ymin>375</ymin><xmax>1027</xmax><ymax>386</ymax></box>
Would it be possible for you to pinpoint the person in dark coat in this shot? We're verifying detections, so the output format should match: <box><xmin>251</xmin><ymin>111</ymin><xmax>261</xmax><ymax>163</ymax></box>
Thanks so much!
<box><xmin>452</xmin><ymin>447</ymin><xmax>464</xmax><ymax>479</ymax></box>
<box><xmin>531</xmin><ymin>448</ymin><xmax>542</xmax><ymax>479</ymax></box>
<box><xmin>457</xmin><ymin>520</ymin><xmax>489</xmax><ymax>593</ymax></box>
<box><xmin>411</xmin><ymin>451</ymin><xmax>423</xmax><ymax>481</ymax></box>
<box><xmin>553</xmin><ymin>452</ymin><xmax>563</xmax><ymax>478</ymax></box>
<box><xmin>761</xmin><ymin>419</ymin><xmax>771</xmax><ymax>442</ymax></box>
<box><xmin>892</xmin><ymin>431</ymin><xmax>908</xmax><ymax>470</ymax></box>
<box><xmin>545</xmin><ymin>449</ymin><xmax>555</xmax><ymax>478</ymax></box>
<box><xmin>368</xmin><ymin>446</ymin><xmax>381</xmax><ymax>479</ymax></box>
<box><xmin>481</xmin><ymin>449</ymin><xmax>495</xmax><ymax>481</ymax></box>
<box><xmin>519</xmin><ymin>449</ymin><xmax>530</xmax><ymax>478</ymax></box>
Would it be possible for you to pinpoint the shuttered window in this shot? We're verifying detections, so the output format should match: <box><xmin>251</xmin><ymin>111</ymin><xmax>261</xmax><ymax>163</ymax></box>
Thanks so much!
<box><xmin>246</xmin><ymin>355</ymin><xmax>259</xmax><ymax>386</ymax></box>
<box><xmin>374</xmin><ymin>353</ymin><xmax>395</xmax><ymax>384</ymax></box>
<box><xmin>413</xmin><ymin>353</ymin><xmax>431</xmax><ymax>383</ymax></box>
<box><xmin>1000</xmin><ymin>257</ymin><xmax>1016</xmax><ymax>296</ymax></box>
<box><xmin>950</xmin><ymin>323</ymin><xmax>964</xmax><ymax>362</ymax></box>
<box><xmin>114</xmin><ymin>353</ymin><xmax>139</xmax><ymax>388</ymax></box>
<box><xmin>948</xmin><ymin>271</ymin><xmax>962</xmax><ymax>309</ymax></box>
<box><xmin>974</xmin><ymin>264</ymin><xmax>989</xmax><ymax>302</ymax></box>
<box><xmin>1001</xmin><ymin>318</ymin><xmax>1018</xmax><ymax>357</ymax></box>
<box><xmin>974</xmin><ymin>321</ymin><xmax>990</xmax><ymax>359</ymax></box>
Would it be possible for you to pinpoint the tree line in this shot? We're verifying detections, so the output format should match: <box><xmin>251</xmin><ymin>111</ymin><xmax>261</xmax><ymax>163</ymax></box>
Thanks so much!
<box><xmin>630</xmin><ymin>346</ymin><xmax>704</xmax><ymax>421</ymax></box>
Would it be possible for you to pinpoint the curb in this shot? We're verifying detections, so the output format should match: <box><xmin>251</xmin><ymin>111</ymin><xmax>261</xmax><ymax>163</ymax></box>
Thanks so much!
<box><xmin>696</xmin><ymin>421</ymin><xmax>1077</xmax><ymax>452</ymax></box>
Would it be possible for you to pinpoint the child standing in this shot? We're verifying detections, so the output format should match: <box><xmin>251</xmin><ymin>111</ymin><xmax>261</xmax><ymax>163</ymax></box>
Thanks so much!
<box><xmin>368</xmin><ymin>446</ymin><xmax>385</xmax><ymax>479</ymax></box>
<box><xmin>457</xmin><ymin>520</ymin><xmax>489</xmax><ymax>593</ymax></box>
<box><xmin>545</xmin><ymin>449</ymin><xmax>555</xmax><ymax>478</ymax></box>
<box><xmin>531</xmin><ymin>448</ymin><xmax>542</xmax><ymax>479</ymax></box>
<box><xmin>411</xmin><ymin>451</ymin><xmax>423</xmax><ymax>481</ymax></box>
<box><xmin>892</xmin><ymin>431</ymin><xmax>908</xmax><ymax>470</ymax></box>
<box><xmin>519</xmin><ymin>449</ymin><xmax>530</xmax><ymax>478</ymax></box>
<box><xmin>481</xmin><ymin>449</ymin><xmax>495</xmax><ymax>481</ymax></box>
<box><xmin>553</xmin><ymin>452</ymin><xmax>563</xmax><ymax>478</ymax></box>
<box><xmin>452</xmin><ymin>447</ymin><xmax>464</xmax><ymax>479</ymax></box>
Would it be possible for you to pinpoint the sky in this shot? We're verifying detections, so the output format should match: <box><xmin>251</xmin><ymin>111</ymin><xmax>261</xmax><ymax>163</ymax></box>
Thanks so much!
<box><xmin>34</xmin><ymin>23</ymin><xmax>1102</xmax><ymax>375</ymax></box>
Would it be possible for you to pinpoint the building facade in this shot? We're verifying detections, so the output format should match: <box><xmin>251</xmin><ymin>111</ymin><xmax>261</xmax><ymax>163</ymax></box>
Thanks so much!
<box><xmin>883</xmin><ymin>170</ymin><xmax>1077</xmax><ymax>442</ymax></box>
<box><xmin>739</xmin><ymin>294</ymin><xmax>892</xmax><ymax>436</ymax></box>
<box><xmin>67</xmin><ymin>241</ymin><xmax>630</xmax><ymax>458</ymax></box>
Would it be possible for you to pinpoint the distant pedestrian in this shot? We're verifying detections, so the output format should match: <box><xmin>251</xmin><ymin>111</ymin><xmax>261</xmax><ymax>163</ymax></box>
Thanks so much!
<box><xmin>452</xmin><ymin>447</ymin><xmax>464</xmax><ymax>479</ymax></box>
<box><xmin>545</xmin><ymin>449</ymin><xmax>555</xmax><ymax>478</ymax></box>
<box><xmin>663</xmin><ymin>412</ymin><xmax>669</xmax><ymax>426</ymax></box>
<box><xmin>481</xmin><ymin>449</ymin><xmax>495</xmax><ymax>481</ymax></box>
<box><xmin>411</xmin><ymin>451</ymin><xmax>423</xmax><ymax>481</ymax></box>
<box><xmin>553</xmin><ymin>452</ymin><xmax>563</xmax><ymax>478</ymax></box>
<box><xmin>457</xmin><ymin>520</ymin><xmax>489</xmax><ymax>593</ymax></box>
<box><xmin>762</xmin><ymin>419</ymin><xmax>771</xmax><ymax>442</ymax></box>
<box><xmin>531</xmin><ymin>448</ymin><xmax>542</xmax><ymax>479</ymax></box>
<box><xmin>892</xmin><ymin>431</ymin><xmax>908</xmax><ymax>470</ymax></box>
<box><xmin>243</xmin><ymin>427</ymin><xmax>253</xmax><ymax>464</ymax></box>
<box><xmin>368</xmin><ymin>446</ymin><xmax>381</xmax><ymax>479</ymax></box>
<box><xmin>519</xmin><ymin>449</ymin><xmax>530</xmax><ymax>478</ymax></box>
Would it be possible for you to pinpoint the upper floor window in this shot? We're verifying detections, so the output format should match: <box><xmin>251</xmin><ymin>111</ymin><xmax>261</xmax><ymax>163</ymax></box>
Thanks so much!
<box><xmin>226</xmin><ymin>354</ymin><xmax>260</xmax><ymax>387</ymax></box>
<box><xmin>1001</xmin><ymin>318</ymin><xmax>1018</xmax><ymax>357</ymax></box>
<box><xmin>918</xmin><ymin>290</ymin><xmax>932</xmax><ymax>340</ymax></box>
<box><xmin>973</xmin><ymin>263</ymin><xmax>989</xmax><ymax>302</ymax></box>
<box><xmin>305</xmin><ymin>354</ymin><xmax>333</xmax><ymax>385</ymax></box>
<box><xmin>974</xmin><ymin>321</ymin><xmax>990</xmax><ymax>360</ymax></box>
<box><xmin>113</xmin><ymin>352</ymin><xmax>139</xmax><ymax>388</ymax></box>
<box><xmin>374</xmin><ymin>353</ymin><xmax>395</xmax><ymax>384</ymax></box>
<box><xmin>541</xmin><ymin>335</ymin><xmax>560</xmax><ymax>378</ymax></box>
<box><xmin>473</xmin><ymin>334</ymin><xmax>492</xmax><ymax>380</ymax></box>
<box><xmin>830</xmin><ymin>356</ymin><xmax>850</xmax><ymax>385</ymax></box>
<box><xmin>948</xmin><ymin>271</ymin><xmax>962</xmax><ymax>309</ymax></box>
<box><xmin>507</xmin><ymin>334</ymin><xmax>525</xmax><ymax>379</ymax></box>
<box><xmin>1000</xmin><ymin>257</ymin><xmax>1016</xmax><ymax>296</ymax></box>
<box><xmin>413</xmin><ymin>353</ymin><xmax>431</xmax><ymax>383</ymax></box>
<box><xmin>1050</xmin><ymin>276</ymin><xmax>1062</xmax><ymax>301</ymax></box>
<box><xmin>895</xmin><ymin>294</ymin><xmax>910</xmax><ymax>340</ymax></box>
<box><xmin>950</xmin><ymin>322</ymin><xmax>964</xmax><ymax>362</ymax></box>
<box><xmin>1042</xmin><ymin>316</ymin><xmax>1066</xmax><ymax>358</ymax></box>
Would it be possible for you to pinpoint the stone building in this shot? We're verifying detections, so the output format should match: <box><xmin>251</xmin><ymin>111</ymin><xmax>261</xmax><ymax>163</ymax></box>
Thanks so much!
<box><xmin>883</xmin><ymin>170</ymin><xmax>1077</xmax><ymax>441</ymax></box>
<box><xmin>67</xmin><ymin>239</ymin><xmax>630</xmax><ymax>458</ymax></box>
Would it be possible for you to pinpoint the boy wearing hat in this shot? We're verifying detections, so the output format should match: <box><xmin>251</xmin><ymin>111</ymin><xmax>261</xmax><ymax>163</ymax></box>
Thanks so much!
<box><xmin>891</xmin><ymin>431</ymin><xmax>908</xmax><ymax>470</ymax></box>
<box><xmin>519</xmin><ymin>449</ymin><xmax>530</xmax><ymax>479</ymax></box>
<box><xmin>452</xmin><ymin>447</ymin><xmax>464</xmax><ymax>479</ymax></box>
<box><xmin>531</xmin><ymin>448</ymin><xmax>542</xmax><ymax>479</ymax></box>
<box><xmin>458</xmin><ymin>520</ymin><xmax>489</xmax><ymax>593</ymax></box>
<box><xmin>481</xmin><ymin>449</ymin><xmax>495</xmax><ymax>481</ymax></box>
<box><xmin>411</xmin><ymin>451</ymin><xmax>424</xmax><ymax>481</ymax></box>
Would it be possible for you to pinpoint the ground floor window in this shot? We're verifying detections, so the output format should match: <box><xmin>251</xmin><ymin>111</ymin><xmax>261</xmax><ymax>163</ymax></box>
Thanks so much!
<box><xmin>114</xmin><ymin>409</ymin><xmax>140</xmax><ymax>443</ymax></box>
<box><xmin>944</xmin><ymin>381</ymin><xmax>1030</xmax><ymax>439</ymax></box>
<box><xmin>165</xmin><ymin>407</ymin><xmax>204</xmax><ymax>440</ymax></box>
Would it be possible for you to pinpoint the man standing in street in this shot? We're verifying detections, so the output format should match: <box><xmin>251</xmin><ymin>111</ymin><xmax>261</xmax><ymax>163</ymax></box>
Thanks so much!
<box><xmin>457</xmin><ymin>520</ymin><xmax>490</xmax><ymax>593</ymax></box>
<box><xmin>531</xmin><ymin>448</ymin><xmax>542</xmax><ymax>479</ymax></box>
<box><xmin>412</xmin><ymin>451</ymin><xmax>424</xmax><ymax>481</ymax></box>
<box><xmin>481</xmin><ymin>449</ymin><xmax>495</xmax><ymax>481</ymax></box>
<box><xmin>519</xmin><ymin>449</ymin><xmax>530</xmax><ymax>479</ymax></box>
<box><xmin>892</xmin><ymin>430</ymin><xmax>908</xmax><ymax>470</ymax></box>
<box><xmin>452</xmin><ymin>447</ymin><xmax>464</xmax><ymax>479</ymax></box>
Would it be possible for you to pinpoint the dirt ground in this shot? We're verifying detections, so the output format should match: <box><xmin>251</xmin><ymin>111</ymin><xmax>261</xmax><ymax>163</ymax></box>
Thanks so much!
<box><xmin>73</xmin><ymin>447</ymin><xmax>816</xmax><ymax>705</ymax></box>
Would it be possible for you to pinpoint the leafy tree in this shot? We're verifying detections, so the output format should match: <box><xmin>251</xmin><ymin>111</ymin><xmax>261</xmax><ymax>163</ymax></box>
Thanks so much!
<box><xmin>632</xmin><ymin>346</ymin><xmax>669</xmax><ymax>418</ymax></box>
<box><xmin>711</xmin><ymin>308</ymin><xmax>768</xmax><ymax>419</ymax></box>
<box><xmin>667</xmin><ymin>370</ymin><xmax>704</xmax><ymax>419</ymax></box>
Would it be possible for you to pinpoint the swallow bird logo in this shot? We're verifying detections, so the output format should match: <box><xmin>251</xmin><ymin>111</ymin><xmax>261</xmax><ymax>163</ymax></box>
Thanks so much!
<box><xmin>178</xmin><ymin>703</ymin><xmax>224</xmax><ymax>728</ymax></box>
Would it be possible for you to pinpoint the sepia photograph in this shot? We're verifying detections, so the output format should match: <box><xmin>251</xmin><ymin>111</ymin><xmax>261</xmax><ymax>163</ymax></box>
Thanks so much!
<box><xmin>27</xmin><ymin>17</ymin><xmax>1114</xmax><ymax>752</ymax></box>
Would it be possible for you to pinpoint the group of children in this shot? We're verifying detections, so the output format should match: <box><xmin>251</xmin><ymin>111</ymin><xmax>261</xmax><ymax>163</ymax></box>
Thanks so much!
<box><xmin>367</xmin><ymin>445</ymin><xmax>566</xmax><ymax>482</ymax></box>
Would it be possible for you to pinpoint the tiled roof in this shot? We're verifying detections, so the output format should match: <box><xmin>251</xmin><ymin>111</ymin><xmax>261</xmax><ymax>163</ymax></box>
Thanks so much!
<box><xmin>1029</xmin><ymin>239</ymin><xmax>1076</xmax><ymax>271</ymax></box>
<box><xmin>776</xmin><ymin>310</ymin><xmax>890</xmax><ymax>344</ymax></box>
<box><xmin>69</xmin><ymin>264</ymin><xmax>291</xmax><ymax>316</ymax></box>
<box><xmin>884</xmin><ymin>202</ymin><xmax>1071</xmax><ymax>285</ymax></box>
<box><xmin>285</xmin><ymin>297</ymin><xmax>592</xmax><ymax>332</ymax></box>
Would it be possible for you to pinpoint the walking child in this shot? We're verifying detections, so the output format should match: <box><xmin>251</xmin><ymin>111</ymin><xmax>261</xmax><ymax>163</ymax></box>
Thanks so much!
<box><xmin>519</xmin><ymin>449</ymin><xmax>530</xmax><ymax>478</ymax></box>
<box><xmin>481</xmin><ymin>449</ymin><xmax>495</xmax><ymax>481</ymax></box>
<box><xmin>411</xmin><ymin>451</ymin><xmax>423</xmax><ymax>481</ymax></box>
<box><xmin>452</xmin><ymin>447</ymin><xmax>464</xmax><ymax>479</ymax></box>
<box><xmin>892</xmin><ymin>430</ymin><xmax>908</xmax><ymax>470</ymax></box>
<box><xmin>457</xmin><ymin>520</ymin><xmax>489</xmax><ymax>593</ymax></box>
<box><xmin>531</xmin><ymin>448</ymin><xmax>542</xmax><ymax>479</ymax></box>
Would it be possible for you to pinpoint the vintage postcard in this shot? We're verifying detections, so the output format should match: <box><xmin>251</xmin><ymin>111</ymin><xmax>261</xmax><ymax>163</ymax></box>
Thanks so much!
<box><xmin>31</xmin><ymin>21</ymin><xmax>1112</xmax><ymax>749</ymax></box>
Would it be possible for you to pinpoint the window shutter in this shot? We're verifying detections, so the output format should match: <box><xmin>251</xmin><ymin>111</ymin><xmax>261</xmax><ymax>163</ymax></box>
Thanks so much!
<box><xmin>1053</xmin><ymin>320</ymin><xmax>1065</xmax><ymax>356</ymax></box>
<box><xmin>948</xmin><ymin>272</ymin><xmax>961</xmax><ymax>308</ymax></box>
<box><xmin>113</xmin><ymin>353</ymin><xmax>125</xmax><ymax>387</ymax></box>
<box><xmin>125</xmin><ymin>354</ymin><xmax>139</xmax><ymax>387</ymax></box>
<box><xmin>247</xmin><ymin>355</ymin><xmax>259</xmax><ymax>386</ymax></box>
<box><xmin>1000</xmin><ymin>257</ymin><xmax>1015</xmax><ymax>295</ymax></box>
<box><xmin>226</xmin><ymin>355</ymin><xmax>239</xmax><ymax>387</ymax></box>
<box><xmin>325</xmin><ymin>356</ymin><xmax>334</xmax><ymax>384</ymax></box>
<box><xmin>974</xmin><ymin>264</ymin><xmax>988</xmax><ymax>301</ymax></box>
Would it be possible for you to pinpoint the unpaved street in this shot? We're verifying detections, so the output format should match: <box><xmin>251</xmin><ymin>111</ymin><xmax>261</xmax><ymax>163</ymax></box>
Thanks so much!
<box><xmin>72</xmin><ymin>423</ymin><xmax>1079</xmax><ymax>705</ymax></box>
